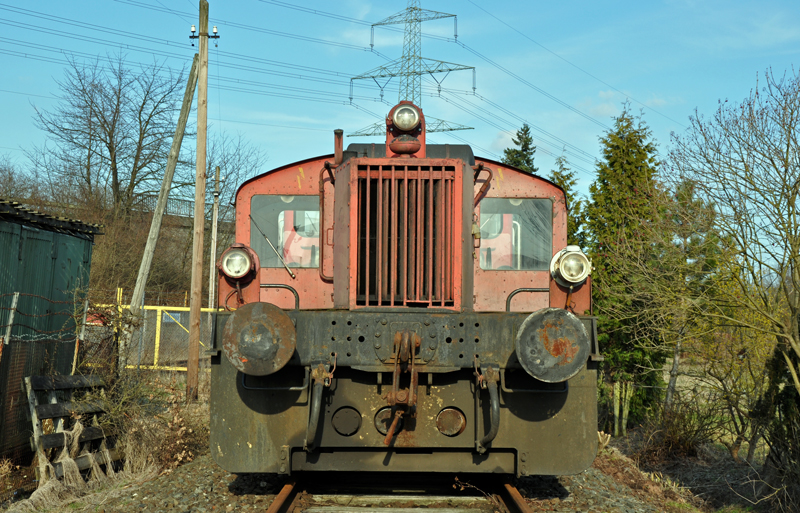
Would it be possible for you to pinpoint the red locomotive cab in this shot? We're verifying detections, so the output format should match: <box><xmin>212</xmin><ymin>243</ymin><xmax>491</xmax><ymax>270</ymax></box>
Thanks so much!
<box><xmin>210</xmin><ymin>100</ymin><xmax>600</xmax><ymax>479</ymax></box>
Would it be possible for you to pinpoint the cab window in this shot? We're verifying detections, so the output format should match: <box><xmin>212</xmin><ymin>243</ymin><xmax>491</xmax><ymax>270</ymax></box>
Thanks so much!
<box><xmin>250</xmin><ymin>195</ymin><xmax>319</xmax><ymax>268</ymax></box>
<box><xmin>479</xmin><ymin>198</ymin><xmax>552</xmax><ymax>270</ymax></box>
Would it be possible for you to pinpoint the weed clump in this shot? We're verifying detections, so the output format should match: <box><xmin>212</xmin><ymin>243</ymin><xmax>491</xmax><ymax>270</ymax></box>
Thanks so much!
<box><xmin>634</xmin><ymin>389</ymin><xmax>721</xmax><ymax>464</ymax></box>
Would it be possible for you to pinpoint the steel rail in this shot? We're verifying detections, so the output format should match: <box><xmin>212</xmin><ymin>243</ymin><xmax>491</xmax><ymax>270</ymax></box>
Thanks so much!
<box><xmin>265</xmin><ymin>479</ymin><xmax>299</xmax><ymax>513</ymax></box>
<box><xmin>499</xmin><ymin>481</ymin><xmax>535</xmax><ymax>513</ymax></box>
<box><xmin>263</xmin><ymin>476</ymin><xmax>535</xmax><ymax>513</ymax></box>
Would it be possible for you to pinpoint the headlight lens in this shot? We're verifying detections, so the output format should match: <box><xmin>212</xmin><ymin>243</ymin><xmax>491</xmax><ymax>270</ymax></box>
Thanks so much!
<box><xmin>560</xmin><ymin>254</ymin><xmax>588</xmax><ymax>281</ymax></box>
<box><xmin>550</xmin><ymin>246</ymin><xmax>591</xmax><ymax>285</ymax></box>
<box><xmin>221</xmin><ymin>248</ymin><xmax>252</xmax><ymax>279</ymax></box>
<box><xmin>392</xmin><ymin>105</ymin><xmax>420</xmax><ymax>131</ymax></box>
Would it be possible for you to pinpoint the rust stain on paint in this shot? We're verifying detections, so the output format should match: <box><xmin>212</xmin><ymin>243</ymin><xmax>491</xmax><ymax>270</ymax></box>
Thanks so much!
<box><xmin>538</xmin><ymin>321</ymin><xmax>580</xmax><ymax>366</ymax></box>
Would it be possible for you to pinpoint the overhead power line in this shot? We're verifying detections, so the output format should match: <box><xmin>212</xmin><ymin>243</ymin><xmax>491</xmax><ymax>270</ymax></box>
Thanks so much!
<box><xmin>249</xmin><ymin>0</ymin><xmax>611</xmax><ymax>131</ymax></box>
<box><xmin>4</xmin><ymin>0</ymin><xmax>604</xmax><ymax>172</ymax></box>
<box><xmin>465</xmin><ymin>0</ymin><xmax>687</xmax><ymax>129</ymax></box>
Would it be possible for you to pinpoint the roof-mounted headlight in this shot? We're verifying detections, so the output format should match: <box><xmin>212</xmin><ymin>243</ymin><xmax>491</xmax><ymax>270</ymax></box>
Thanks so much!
<box><xmin>550</xmin><ymin>245</ymin><xmax>591</xmax><ymax>287</ymax></box>
<box><xmin>219</xmin><ymin>245</ymin><xmax>255</xmax><ymax>280</ymax></box>
<box><xmin>392</xmin><ymin>104</ymin><xmax>420</xmax><ymax>131</ymax></box>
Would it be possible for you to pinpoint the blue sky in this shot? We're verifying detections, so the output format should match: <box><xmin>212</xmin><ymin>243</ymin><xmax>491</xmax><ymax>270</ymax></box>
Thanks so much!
<box><xmin>2</xmin><ymin>0</ymin><xmax>799</xmax><ymax>197</ymax></box>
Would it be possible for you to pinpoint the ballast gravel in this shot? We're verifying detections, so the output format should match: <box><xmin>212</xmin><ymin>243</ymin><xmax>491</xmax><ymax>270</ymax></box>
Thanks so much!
<box><xmin>18</xmin><ymin>451</ymin><xmax>684</xmax><ymax>513</ymax></box>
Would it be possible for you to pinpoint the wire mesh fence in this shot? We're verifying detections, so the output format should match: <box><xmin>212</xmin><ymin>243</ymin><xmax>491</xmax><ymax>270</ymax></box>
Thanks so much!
<box><xmin>112</xmin><ymin>307</ymin><xmax>216</xmax><ymax>371</ymax></box>
<box><xmin>0</xmin><ymin>293</ymin><xmax>79</xmax><ymax>463</ymax></box>
<box><xmin>1</xmin><ymin>289</ymin><xmax>218</xmax><ymax>465</ymax></box>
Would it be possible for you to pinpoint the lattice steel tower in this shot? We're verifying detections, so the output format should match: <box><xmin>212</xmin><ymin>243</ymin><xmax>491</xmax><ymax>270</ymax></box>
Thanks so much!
<box><xmin>350</xmin><ymin>0</ymin><xmax>474</xmax><ymax>136</ymax></box>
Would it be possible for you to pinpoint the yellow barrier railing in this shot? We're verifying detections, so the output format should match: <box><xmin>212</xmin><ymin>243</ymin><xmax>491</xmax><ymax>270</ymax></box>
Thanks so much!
<box><xmin>96</xmin><ymin>288</ymin><xmax>221</xmax><ymax>372</ymax></box>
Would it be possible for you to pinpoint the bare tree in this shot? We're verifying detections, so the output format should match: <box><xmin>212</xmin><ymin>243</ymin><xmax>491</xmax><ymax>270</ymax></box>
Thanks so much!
<box><xmin>28</xmin><ymin>56</ymin><xmax>187</xmax><ymax>218</ymax></box>
<box><xmin>669</xmin><ymin>69</ymin><xmax>800</xmax><ymax>398</ymax></box>
<box><xmin>0</xmin><ymin>155</ymin><xmax>32</xmax><ymax>199</ymax></box>
<box><xmin>203</xmin><ymin>132</ymin><xmax>267</xmax><ymax>241</ymax></box>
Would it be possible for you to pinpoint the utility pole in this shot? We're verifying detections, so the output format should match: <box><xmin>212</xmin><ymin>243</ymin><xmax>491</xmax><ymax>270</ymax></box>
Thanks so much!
<box><xmin>121</xmin><ymin>55</ymin><xmax>198</xmax><ymax>374</ymax></box>
<box><xmin>207</xmin><ymin>166</ymin><xmax>221</xmax><ymax>335</ymax></box>
<box><xmin>187</xmin><ymin>0</ymin><xmax>215</xmax><ymax>402</ymax></box>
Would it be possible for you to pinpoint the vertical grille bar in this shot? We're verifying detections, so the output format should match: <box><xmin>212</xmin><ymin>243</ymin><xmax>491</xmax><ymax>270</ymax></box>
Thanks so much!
<box><xmin>402</xmin><ymin>169</ymin><xmax>408</xmax><ymax>305</ymax></box>
<box><xmin>390</xmin><ymin>166</ymin><xmax>397</xmax><ymax>306</ymax></box>
<box><xmin>365</xmin><ymin>168</ymin><xmax>371</xmax><ymax>306</ymax></box>
<box><xmin>376</xmin><ymin>166</ymin><xmax>383</xmax><ymax>305</ymax></box>
<box><xmin>357</xmin><ymin>168</ymin><xmax>362</xmax><ymax>303</ymax></box>
<box><xmin>382</xmin><ymin>176</ymin><xmax>390</xmax><ymax>304</ymax></box>
<box><xmin>445</xmin><ymin>175</ymin><xmax>452</xmax><ymax>302</ymax></box>
<box><xmin>438</xmin><ymin>168</ymin><xmax>445</xmax><ymax>305</ymax></box>
<box><xmin>427</xmin><ymin>169</ymin><xmax>433</xmax><ymax>302</ymax></box>
<box><xmin>416</xmin><ymin>172</ymin><xmax>423</xmax><ymax>302</ymax></box>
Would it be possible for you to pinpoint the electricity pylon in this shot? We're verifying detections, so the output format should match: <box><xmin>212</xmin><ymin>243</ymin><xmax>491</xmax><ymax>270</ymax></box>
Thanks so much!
<box><xmin>350</xmin><ymin>0</ymin><xmax>474</xmax><ymax>136</ymax></box>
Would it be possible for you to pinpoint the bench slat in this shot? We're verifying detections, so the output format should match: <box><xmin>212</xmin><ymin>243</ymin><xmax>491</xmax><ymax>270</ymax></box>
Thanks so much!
<box><xmin>29</xmin><ymin>375</ymin><xmax>104</xmax><ymax>391</ymax></box>
<box><xmin>35</xmin><ymin>401</ymin><xmax>106</xmax><ymax>420</ymax></box>
<box><xmin>37</xmin><ymin>426</ymin><xmax>108</xmax><ymax>450</ymax></box>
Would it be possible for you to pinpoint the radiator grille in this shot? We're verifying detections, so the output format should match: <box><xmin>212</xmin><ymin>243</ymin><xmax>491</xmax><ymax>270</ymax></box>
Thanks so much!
<box><xmin>356</xmin><ymin>164</ymin><xmax>456</xmax><ymax>307</ymax></box>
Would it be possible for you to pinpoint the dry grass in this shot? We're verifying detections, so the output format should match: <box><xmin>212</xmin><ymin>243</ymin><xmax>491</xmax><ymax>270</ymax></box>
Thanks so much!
<box><xmin>2</xmin><ymin>369</ymin><xmax>209</xmax><ymax>513</ymax></box>
<box><xmin>0</xmin><ymin>459</ymin><xmax>20</xmax><ymax>502</ymax></box>
<box><xmin>611</xmin><ymin>431</ymin><xmax>769</xmax><ymax>512</ymax></box>
<box><xmin>594</xmin><ymin>446</ymin><xmax>706</xmax><ymax>512</ymax></box>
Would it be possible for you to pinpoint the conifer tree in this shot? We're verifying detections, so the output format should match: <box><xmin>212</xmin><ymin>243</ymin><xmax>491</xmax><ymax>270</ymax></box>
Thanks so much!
<box><xmin>502</xmin><ymin>124</ymin><xmax>538</xmax><ymax>174</ymax></box>
<box><xmin>585</xmin><ymin>106</ymin><xmax>664</xmax><ymax>432</ymax></box>
<box><xmin>549</xmin><ymin>155</ymin><xmax>585</xmax><ymax>248</ymax></box>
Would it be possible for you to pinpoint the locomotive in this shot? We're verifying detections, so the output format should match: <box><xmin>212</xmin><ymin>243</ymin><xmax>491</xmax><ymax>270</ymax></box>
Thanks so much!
<box><xmin>209</xmin><ymin>101</ymin><xmax>601</xmax><ymax>477</ymax></box>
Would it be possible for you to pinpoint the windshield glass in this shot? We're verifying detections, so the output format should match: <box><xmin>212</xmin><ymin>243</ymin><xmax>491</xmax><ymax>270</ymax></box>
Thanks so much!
<box><xmin>250</xmin><ymin>195</ymin><xmax>319</xmax><ymax>268</ymax></box>
<box><xmin>479</xmin><ymin>198</ymin><xmax>552</xmax><ymax>270</ymax></box>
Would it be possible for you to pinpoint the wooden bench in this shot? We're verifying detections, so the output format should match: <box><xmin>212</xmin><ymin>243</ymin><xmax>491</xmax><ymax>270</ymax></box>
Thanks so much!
<box><xmin>23</xmin><ymin>375</ymin><xmax>120</xmax><ymax>481</ymax></box>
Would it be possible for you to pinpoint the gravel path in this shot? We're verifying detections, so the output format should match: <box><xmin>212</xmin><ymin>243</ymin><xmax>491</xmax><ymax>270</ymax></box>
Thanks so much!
<box><xmin>4</xmin><ymin>449</ymin><xmax>701</xmax><ymax>512</ymax></box>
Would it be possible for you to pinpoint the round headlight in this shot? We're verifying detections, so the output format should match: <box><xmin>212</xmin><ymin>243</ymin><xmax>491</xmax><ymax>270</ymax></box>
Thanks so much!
<box><xmin>550</xmin><ymin>246</ymin><xmax>591</xmax><ymax>286</ymax></box>
<box><xmin>392</xmin><ymin>105</ymin><xmax>420</xmax><ymax>131</ymax></box>
<box><xmin>560</xmin><ymin>254</ymin><xmax>588</xmax><ymax>281</ymax></box>
<box><xmin>221</xmin><ymin>248</ymin><xmax>252</xmax><ymax>279</ymax></box>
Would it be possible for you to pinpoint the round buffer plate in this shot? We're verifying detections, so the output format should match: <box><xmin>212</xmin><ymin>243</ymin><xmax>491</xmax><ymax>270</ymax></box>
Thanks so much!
<box><xmin>515</xmin><ymin>307</ymin><xmax>590</xmax><ymax>383</ymax></box>
<box><xmin>222</xmin><ymin>302</ymin><xmax>296</xmax><ymax>376</ymax></box>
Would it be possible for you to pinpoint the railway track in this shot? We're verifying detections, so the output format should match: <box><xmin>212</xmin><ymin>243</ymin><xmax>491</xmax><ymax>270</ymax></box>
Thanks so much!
<box><xmin>264</xmin><ymin>473</ymin><xmax>534</xmax><ymax>513</ymax></box>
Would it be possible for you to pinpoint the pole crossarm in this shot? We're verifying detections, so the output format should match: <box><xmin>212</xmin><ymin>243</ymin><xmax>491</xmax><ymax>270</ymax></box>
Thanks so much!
<box><xmin>372</xmin><ymin>7</ymin><xmax>455</xmax><ymax>27</ymax></box>
<box><xmin>348</xmin><ymin>116</ymin><xmax>473</xmax><ymax>137</ymax></box>
<box><xmin>351</xmin><ymin>57</ymin><xmax>474</xmax><ymax>81</ymax></box>
<box><xmin>425</xmin><ymin>117</ymin><xmax>474</xmax><ymax>132</ymax></box>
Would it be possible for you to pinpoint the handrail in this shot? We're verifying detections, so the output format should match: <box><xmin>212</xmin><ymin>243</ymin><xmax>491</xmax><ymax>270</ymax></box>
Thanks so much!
<box><xmin>505</xmin><ymin>287</ymin><xmax>549</xmax><ymax>312</ymax></box>
<box><xmin>260</xmin><ymin>283</ymin><xmax>300</xmax><ymax>310</ymax></box>
<box><xmin>472</xmin><ymin>164</ymin><xmax>493</xmax><ymax>207</ymax></box>
<box><xmin>318</xmin><ymin>164</ymin><xmax>334</xmax><ymax>282</ymax></box>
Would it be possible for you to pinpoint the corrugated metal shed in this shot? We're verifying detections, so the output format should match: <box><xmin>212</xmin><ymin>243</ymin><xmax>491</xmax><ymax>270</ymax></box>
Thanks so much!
<box><xmin>0</xmin><ymin>199</ymin><xmax>102</xmax><ymax>461</ymax></box>
<box><xmin>0</xmin><ymin>200</ymin><xmax>101</xmax><ymax>336</ymax></box>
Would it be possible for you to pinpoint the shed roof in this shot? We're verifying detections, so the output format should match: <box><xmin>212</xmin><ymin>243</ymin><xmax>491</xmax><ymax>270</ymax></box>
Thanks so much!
<box><xmin>0</xmin><ymin>199</ymin><xmax>102</xmax><ymax>236</ymax></box>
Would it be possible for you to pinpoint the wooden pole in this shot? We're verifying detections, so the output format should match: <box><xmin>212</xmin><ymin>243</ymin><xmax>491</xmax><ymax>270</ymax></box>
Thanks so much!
<box><xmin>121</xmin><ymin>55</ymin><xmax>197</xmax><ymax>373</ymax></box>
<box><xmin>187</xmin><ymin>0</ymin><xmax>209</xmax><ymax>402</ymax></box>
<box><xmin>129</xmin><ymin>55</ymin><xmax>199</xmax><ymax>317</ymax></box>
